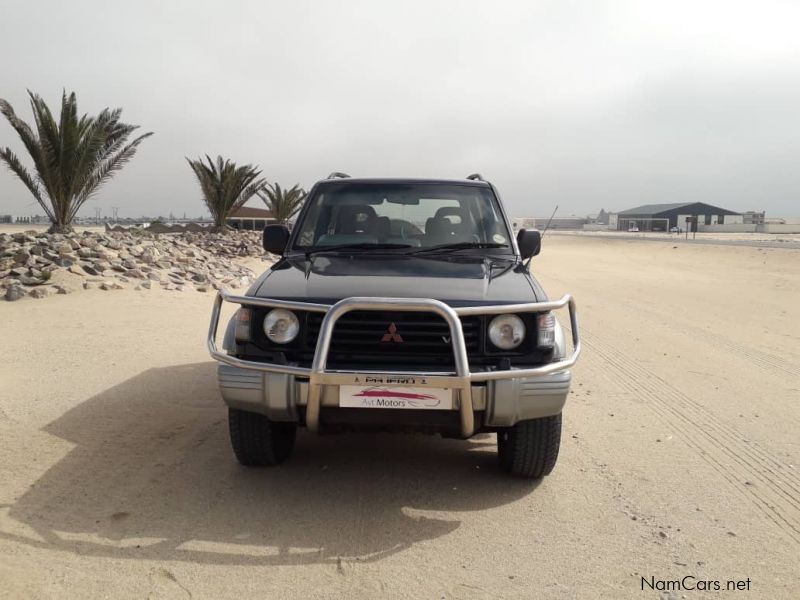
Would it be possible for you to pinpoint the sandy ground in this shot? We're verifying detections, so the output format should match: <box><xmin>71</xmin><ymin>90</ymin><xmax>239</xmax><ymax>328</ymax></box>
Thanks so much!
<box><xmin>0</xmin><ymin>236</ymin><xmax>798</xmax><ymax>599</ymax></box>
<box><xmin>552</xmin><ymin>230</ymin><xmax>800</xmax><ymax>249</ymax></box>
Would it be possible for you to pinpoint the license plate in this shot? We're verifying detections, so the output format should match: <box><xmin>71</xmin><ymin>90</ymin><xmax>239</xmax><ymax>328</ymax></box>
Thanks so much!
<box><xmin>339</xmin><ymin>385</ymin><xmax>453</xmax><ymax>410</ymax></box>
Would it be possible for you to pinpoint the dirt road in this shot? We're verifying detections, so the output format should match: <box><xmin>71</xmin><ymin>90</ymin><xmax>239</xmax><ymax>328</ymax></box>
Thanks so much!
<box><xmin>1</xmin><ymin>236</ymin><xmax>797</xmax><ymax>598</ymax></box>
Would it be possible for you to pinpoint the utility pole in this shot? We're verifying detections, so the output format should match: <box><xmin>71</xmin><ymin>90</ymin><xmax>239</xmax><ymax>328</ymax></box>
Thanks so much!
<box><xmin>94</xmin><ymin>207</ymin><xmax>102</xmax><ymax>224</ymax></box>
<box><xmin>111</xmin><ymin>206</ymin><xmax>119</xmax><ymax>222</ymax></box>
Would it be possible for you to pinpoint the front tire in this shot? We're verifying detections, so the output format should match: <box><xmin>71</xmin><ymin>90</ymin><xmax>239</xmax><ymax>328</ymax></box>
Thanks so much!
<box><xmin>228</xmin><ymin>408</ymin><xmax>296</xmax><ymax>466</ymax></box>
<box><xmin>497</xmin><ymin>414</ymin><xmax>562</xmax><ymax>479</ymax></box>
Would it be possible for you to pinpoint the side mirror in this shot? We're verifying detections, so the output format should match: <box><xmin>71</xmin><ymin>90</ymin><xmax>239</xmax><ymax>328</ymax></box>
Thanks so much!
<box><xmin>263</xmin><ymin>224</ymin><xmax>290</xmax><ymax>255</ymax></box>
<box><xmin>517</xmin><ymin>228</ymin><xmax>541</xmax><ymax>259</ymax></box>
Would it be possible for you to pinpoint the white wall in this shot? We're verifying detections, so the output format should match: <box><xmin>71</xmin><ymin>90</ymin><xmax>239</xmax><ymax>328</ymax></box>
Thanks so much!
<box><xmin>695</xmin><ymin>223</ymin><xmax>800</xmax><ymax>233</ymax></box>
<box><xmin>678</xmin><ymin>213</ymin><xmax>743</xmax><ymax>228</ymax></box>
<box><xmin>697</xmin><ymin>224</ymin><xmax>757</xmax><ymax>233</ymax></box>
<box><xmin>759</xmin><ymin>223</ymin><xmax>800</xmax><ymax>233</ymax></box>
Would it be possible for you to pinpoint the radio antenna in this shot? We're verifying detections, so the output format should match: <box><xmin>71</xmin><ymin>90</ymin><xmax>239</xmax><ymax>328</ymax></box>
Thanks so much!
<box><xmin>540</xmin><ymin>204</ymin><xmax>559</xmax><ymax>238</ymax></box>
<box><xmin>524</xmin><ymin>204</ymin><xmax>558</xmax><ymax>270</ymax></box>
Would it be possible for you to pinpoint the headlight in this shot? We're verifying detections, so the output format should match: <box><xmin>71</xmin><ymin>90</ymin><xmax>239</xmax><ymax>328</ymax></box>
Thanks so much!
<box><xmin>488</xmin><ymin>314</ymin><xmax>525</xmax><ymax>350</ymax></box>
<box><xmin>263</xmin><ymin>309</ymin><xmax>300</xmax><ymax>344</ymax></box>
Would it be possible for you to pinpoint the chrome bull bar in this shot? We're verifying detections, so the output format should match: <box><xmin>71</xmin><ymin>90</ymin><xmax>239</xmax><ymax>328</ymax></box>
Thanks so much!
<box><xmin>208</xmin><ymin>289</ymin><xmax>581</xmax><ymax>437</ymax></box>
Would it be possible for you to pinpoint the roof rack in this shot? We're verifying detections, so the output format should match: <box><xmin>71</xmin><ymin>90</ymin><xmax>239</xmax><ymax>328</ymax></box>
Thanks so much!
<box><xmin>326</xmin><ymin>172</ymin><xmax>351</xmax><ymax>179</ymax></box>
<box><xmin>466</xmin><ymin>173</ymin><xmax>485</xmax><ymax>181</ymax></box>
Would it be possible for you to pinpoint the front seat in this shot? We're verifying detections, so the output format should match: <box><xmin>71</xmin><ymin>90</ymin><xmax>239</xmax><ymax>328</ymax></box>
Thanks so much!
<box><xmin>424</xmin><ymin>216</ymin><xmax>453</xmax><ymax>245</ymax></box>
<box><xmin>335</xmin><ymin>204</ymin><xmax>378</xmax><ymax>234</ymax></box>
<box><xmin>317</xmin><ymin>205</ymin><xmax>379</xmax><ymax>246</ymax></box>
<box><xmin>428</xmin><ymin>207</ymin><xmax>478</xmax><ymax>243</ymax></box>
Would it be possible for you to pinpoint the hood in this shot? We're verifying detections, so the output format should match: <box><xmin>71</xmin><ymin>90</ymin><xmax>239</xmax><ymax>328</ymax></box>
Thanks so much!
<box><xmin>252</xmin><ymin>255</ymin><xmax>542</xmax><ymax>306</ymax></box>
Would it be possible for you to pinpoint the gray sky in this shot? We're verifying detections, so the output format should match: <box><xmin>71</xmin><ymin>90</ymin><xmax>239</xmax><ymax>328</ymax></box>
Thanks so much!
<box><xmin>1</xmin><ymin>0</ymin><xmax>799</xmax><ymax>219</ymax></box>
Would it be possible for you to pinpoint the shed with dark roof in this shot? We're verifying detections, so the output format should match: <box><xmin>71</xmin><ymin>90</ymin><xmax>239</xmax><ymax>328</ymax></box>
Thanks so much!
<box><xmin>612</xmin><ymin>202</ymin><xmax>741</xmax><ymax>231</ymax></box>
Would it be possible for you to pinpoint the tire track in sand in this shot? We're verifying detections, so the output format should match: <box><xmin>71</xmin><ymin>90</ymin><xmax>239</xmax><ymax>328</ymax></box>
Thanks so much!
<box><xmin>578</xmin><ymin>329</ymin><xmax>800</xmax><ymax>544</ymax></box>
<box><xmin>628</xmin><ymin>303</ymin><xmax>800</xmax><ymax>379</ymax></box>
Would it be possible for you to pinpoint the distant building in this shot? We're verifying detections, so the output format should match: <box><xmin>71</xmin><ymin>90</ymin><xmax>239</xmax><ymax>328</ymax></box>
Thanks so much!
<box><xmin>742</xmin><ymin>211</ymin><xmax>766</xmax><ymax>225</ymax></box>
<box><xmin>613</xmin><ymin>202</ymin><xmax>742</xmax><ymax>232</ymax></box>
<box><xmin>0</xmin><ymin>215</ymin><xmax>12</xmax><ymax>224</ymax></box>
<box><xmin>511</xmin><ymin>216</ymin><xmax>588</xmax><ymax>230</ymax></box>
<box><xmin>227</xmin><ymin>206</ymin><xmax>274</xmax><ymax>230</ymax></box>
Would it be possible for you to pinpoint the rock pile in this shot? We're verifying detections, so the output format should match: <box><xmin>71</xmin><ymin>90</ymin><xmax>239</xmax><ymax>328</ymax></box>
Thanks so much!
<box><xmin>1</xmin><ymin>229</ymin><xmax>268</xmax><ymax>301</ymax></box>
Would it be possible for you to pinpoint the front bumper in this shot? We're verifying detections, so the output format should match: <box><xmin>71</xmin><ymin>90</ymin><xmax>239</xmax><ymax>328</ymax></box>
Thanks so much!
<box><xmin>208</xmin><ymin>290</ymin><xmax>581</xmax><ymax>437</ymax></box>
<box><xmin>217</xmin><ymin>364</ymin><xmax>571</xmax><ymax>429</ymax></box>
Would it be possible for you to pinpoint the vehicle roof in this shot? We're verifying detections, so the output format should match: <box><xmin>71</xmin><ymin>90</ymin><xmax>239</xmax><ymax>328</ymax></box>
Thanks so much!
<box><xmin>314</xmin><ymin>177</ymin><xmax>491</xmax><ymax>187</ymax></box>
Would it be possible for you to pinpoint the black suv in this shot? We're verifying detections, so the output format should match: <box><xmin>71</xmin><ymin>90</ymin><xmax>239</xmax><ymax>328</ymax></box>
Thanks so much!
<box><xmin>208</xmin><ymin>174</ymin><xmax>580</xmax><ymax>478</ymax></box>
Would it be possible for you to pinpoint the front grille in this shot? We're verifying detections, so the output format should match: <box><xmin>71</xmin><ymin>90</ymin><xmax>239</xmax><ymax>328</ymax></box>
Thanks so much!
<box><xmin>245</xmin><ymin>307</ymin><xmax>551</xmax><ymax>370</ymax></box>
<box><xmin>306</xmin><ymin>311</ymin><xmax>481</xmax><ymax>355</ymax></box>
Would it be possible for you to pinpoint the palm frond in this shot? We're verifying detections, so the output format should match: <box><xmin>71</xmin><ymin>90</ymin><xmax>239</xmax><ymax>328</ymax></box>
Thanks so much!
<box><xmin>0</xmin><ymin>147</ymin><xmax>54</xmax><ymax>220</ymax></box>
<box><xmin>0</xmin><ymin>97</ymin><xmax>48</xmax><ymax>185</ymax></box>
<box><xmin>71</xmin><ymin>131</ymin><xmax>153</xmax><ymax>220</ymax></box>
<box><xmin>28</xmin><ymin>91</ymin><xmax>65</xmax><ymax>207</ymax></box>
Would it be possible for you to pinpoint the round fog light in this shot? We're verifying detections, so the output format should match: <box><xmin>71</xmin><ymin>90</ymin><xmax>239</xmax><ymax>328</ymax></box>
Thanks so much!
<box><xmin>263</xmin><ymin>309</ymin><xmax>300</xmax><ymax>344</ymax></box>
<box><xmin>488</xmin><ymin>314</ymin><xmax>526</xmax><ymax>350</ymax></box>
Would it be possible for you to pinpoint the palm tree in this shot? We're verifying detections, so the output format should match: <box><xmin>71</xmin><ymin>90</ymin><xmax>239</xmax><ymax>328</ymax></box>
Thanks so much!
<box><xmin>0</xmin><ymin>90</ymin><xmax>152</xmax><ymax>233</ymax></box>
<box><xmin>187</xmin><ymin>155</ymin><xmax>265</xmax><ymax>231</ymax></box>
<box><xmin>257</xmin><ymin>183</ymin><xmax>307</xmax><ymax>225</ymax></box>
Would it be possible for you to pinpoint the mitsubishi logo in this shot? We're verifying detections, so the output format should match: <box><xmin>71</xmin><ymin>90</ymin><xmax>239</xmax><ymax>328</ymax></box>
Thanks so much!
<box><xmin>381</xmin><ymin>323</ymin><xmax>404</xmax><ymax>343</ymax></box>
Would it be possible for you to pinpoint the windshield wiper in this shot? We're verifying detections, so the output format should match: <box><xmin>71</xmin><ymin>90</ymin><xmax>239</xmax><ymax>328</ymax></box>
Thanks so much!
<box><xmin>408</xmin><ymin>242</ymin><xmax>509</xmax><ymax>255</ymax></box>
<box><xmin>304</xmin><ymin>242</ymin><xmax>412</xmax><ymax>257</ymax></box>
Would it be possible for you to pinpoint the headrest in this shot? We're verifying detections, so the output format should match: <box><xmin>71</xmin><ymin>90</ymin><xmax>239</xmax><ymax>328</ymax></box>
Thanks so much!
<box><xmin>425</xmin><ymin>216</ymin><xmax>450</xmax><ymax>236</ymax></box>
<box><xmin>434</xmin><ymin>206</ymin><xmax>466</xmax><ymax>222</ymax></box>
<box><xmin>338</xmin><ymin>204</ymin><xmax>376</xmax><ymax>219</ymax></box>
<box><xmin>336</xmin><ymin>204</ymin><xmax>377</xmax><ymax>233</ymax></box>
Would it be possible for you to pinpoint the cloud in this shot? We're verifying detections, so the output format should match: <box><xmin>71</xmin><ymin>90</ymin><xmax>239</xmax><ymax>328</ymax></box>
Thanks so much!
<box><xmin>1</xmin><ymin>0</ymin><xmax>799</xmax><ymax>218</ymax></box>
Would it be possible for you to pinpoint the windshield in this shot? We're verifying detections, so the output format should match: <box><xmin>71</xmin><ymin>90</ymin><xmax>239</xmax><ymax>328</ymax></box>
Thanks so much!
<box><xmin>292</xmin><ymin>182</ymin><xmax>513</xmax><ymax>253</ymax></box>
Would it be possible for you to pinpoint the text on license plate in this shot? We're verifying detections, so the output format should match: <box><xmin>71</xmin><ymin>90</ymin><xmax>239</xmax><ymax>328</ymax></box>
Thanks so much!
<box><xmin>339</xmin><ymin>385</ymin><xmax>453</xmax><ymax>410</ymax></box>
